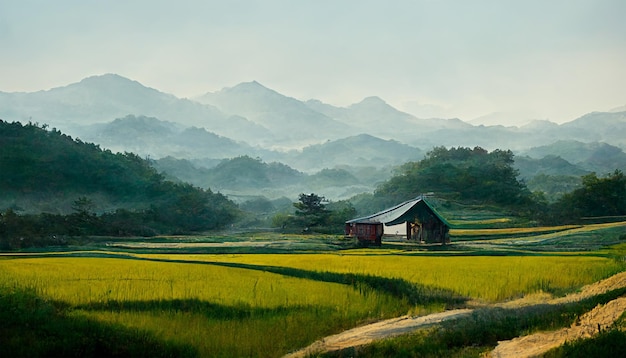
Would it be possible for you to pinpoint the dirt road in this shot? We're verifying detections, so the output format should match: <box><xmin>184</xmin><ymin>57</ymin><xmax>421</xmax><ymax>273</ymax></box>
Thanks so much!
<box><xmin>283</xmin><ymin>309</ymin><xmax>473</xmax><ymax>358</ymax></box>
<box><xmin>283</xmin><ymin>272</ymin><xmax>626</xmax><ymax>358</ymax></box>
<box><xmin>489</xmin><ymin>297</ymin><xmax>626</xmax><ymax>358</ymax></box>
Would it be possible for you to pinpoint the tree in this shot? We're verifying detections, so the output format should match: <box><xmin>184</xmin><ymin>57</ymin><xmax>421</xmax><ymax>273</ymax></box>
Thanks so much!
<box><xmin>373</xmin><ymin>146</ymin><xmax>533</xmax><ymax>209</ymax></box>
<box><xmin>293</xmin><ymin>193</ymin><xmax>330</xmax><ymax>229</ymax></box>
<box><xmin>71</xmin><ymin>196</ymin><xmax>95</xmax><ymax>215</ymax></box>
<box><xmin>549</xmin><ymin>170</ymin><xmax>626</xmax><ymax>223</ymax></box>
<box><xmin>326</xmin><ymin>200</ymin><xmax>357</xmax><ymax>228</ymax></box>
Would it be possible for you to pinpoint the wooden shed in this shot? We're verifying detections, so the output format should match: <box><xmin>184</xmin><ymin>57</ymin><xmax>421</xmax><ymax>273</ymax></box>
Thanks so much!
<box><xmin>345</xmin><ymin>196</ymin><xmax>450</xmax><ymax>246</ymax></box>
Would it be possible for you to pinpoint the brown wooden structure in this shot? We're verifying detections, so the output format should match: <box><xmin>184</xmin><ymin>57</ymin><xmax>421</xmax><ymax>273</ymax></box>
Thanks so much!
<box><xmin>345</xmin><ymin>196</ymin><xmax>450</xmax><ymax>246</ymax></box>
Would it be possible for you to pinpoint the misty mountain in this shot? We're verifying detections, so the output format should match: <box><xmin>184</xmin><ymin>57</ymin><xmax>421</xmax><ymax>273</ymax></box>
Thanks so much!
<box><xmin>522</xmin><ymin>140</ymin><xmax>626</xmax><ymax>174</ymax></box>
<box><xmin>0</xmin><ymin>74</ymin><xmax>270</xmax><ymax>143</ymax></box>
<box><xmin>306</xmin><ymin>96</ymin><xmax>472</xmax><ymax>144</ymax></box>
<box><xmin>152</xmin><ymin>155</ymin><xmax>386</xmax><ymax>201</ymax></box>
<box><xmin>154</xmin><ymin>156</ymin><xmax>304</xmax><ymax>192</ymax></box>
<box><xmin>3</xmin><ymin>73</ymin><xmax>626</xmax><ymax>182</ymax></box>
<box><xmin>469</xmin><ymin>111</ymin><xmax>540</xmax><ymax>127</ymax></box>
<box><xmin>75</xmin><ymin>115</ymin><xmax>257</xmax><ymax>159</ymax></box>
<box><xmin>0</xmin><ymin>120</ymin><xmax>237</xmax><ymax>218</ymax></box>
<box><xmin>195</xmin><ymin>81</ymin><xmax>352</xmax><ymax>148</ymax></box>
<box><xmin>558</xmin><ymin>111</ymin><xmax>626</xmax><ymax>148</ymax></box>
<box><xmin>278</xmin><ymin>134</ymin><xmax>425</xmax><ymax>172</ymax></box>
<box><xmin>514</xmin><ymin>155</ymin><xmax>589</xmax><ymax>180</ymax></box>
<box><xmin>208</xmin><ymin>156</ymin><xmax>305</xmax><ymax>190</ymax></box>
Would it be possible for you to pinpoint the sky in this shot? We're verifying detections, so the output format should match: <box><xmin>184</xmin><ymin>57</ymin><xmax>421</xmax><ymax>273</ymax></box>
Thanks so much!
<box><xmin>1</xmin><ymin>0</ymin><xmax>625</xmax><ymax>124</ymax></box>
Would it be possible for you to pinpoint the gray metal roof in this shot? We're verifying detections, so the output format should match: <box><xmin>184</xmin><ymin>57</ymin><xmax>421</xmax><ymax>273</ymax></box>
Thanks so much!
<box><xmin>346</xmin><ymin>196</ymin><xmax>450</xmax><ymax>226</ymax></box>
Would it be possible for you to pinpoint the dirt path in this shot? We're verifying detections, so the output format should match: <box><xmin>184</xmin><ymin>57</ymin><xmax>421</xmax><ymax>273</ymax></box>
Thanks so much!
<box><xmin>489</xmin><ymin>297</ymin><xmax>626</xmax><ymax>358</ymax></box>
<box><xmin>283</xmin><ymin>309</ymin><xmax>473</xmax><ymax>358</ymax></box>
<box><xmin>488</xmin><ymin>272</ymin><xmax>626</xmax><ymax>358</ymax></box>
<box><xmin>283</xmin><ymin>272</ymin><xmax>626</xmax><ymax>358</ymax></box>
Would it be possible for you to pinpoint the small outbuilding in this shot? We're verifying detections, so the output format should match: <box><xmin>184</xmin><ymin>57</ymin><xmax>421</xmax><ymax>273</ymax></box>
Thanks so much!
<box><xmin>345</xmin><ymin>196</ymin><xmax>450</xmax><ymax>246</ymax></box>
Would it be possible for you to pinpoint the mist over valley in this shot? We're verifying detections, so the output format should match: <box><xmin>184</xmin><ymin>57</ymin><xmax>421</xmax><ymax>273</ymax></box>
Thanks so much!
<box><xmin>1</xmin><ymin>73</ymin><xmax>625</xmax><ymax>208</ymax></box>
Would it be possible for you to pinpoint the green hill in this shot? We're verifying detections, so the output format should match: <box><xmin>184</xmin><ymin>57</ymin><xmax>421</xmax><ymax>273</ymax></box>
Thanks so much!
<box><xmin>0</xmin><ymin>121</ymin><xmax>239</xmax><ymax>246</ymax></box>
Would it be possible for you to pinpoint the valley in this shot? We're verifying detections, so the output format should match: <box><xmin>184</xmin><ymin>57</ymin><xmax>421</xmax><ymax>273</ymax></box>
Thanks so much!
<box><xmin>1</xmin><ymin>74</ymin><xmax>626</xmax><ymax>357</ymax></box>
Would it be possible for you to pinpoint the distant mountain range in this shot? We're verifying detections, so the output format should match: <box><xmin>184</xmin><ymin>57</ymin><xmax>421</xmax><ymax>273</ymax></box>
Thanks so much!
<box><xmin>2</xmin><ymin>73</ymin><xmax>625</xmax><ymax>153</ymax></box>
<box><xmin>151</xmin><ymin>155</ymin><xmax>391</xmax><ymax>201</ymax></box>
<box><xmin>2</xmin><ymin>73</ymin><xmax>625</xmax><ymax>200</ymax></box>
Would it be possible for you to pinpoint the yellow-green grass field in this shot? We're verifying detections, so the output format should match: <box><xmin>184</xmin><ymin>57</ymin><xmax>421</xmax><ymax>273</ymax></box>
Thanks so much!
<box><xmin>1</xmin><ymin>244</ymin><xmax>624</xmax><ymax>356</ymax></box>
<box><xmin>450</xmin><ymin>224</ymin><xmax>581</xmax><ymax>237</ymax></box>
<box><xmin>144</xmin><ymin>251</ymin><xmax>624</xmax><ymax>302</ymax></box>
<box><xmin>0</xmin><ymin>256</ymin><xmax>407</xmax><ymax>357</ymax></box>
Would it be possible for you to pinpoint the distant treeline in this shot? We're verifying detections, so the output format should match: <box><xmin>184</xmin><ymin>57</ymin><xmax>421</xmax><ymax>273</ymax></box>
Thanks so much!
<box><xmin>2</xmin><ymin>121</ymin><xmax>626</xmax><ymax>250</ymax></box>
<box><xmin>348</xmin><ymin>146</ymin><xmax>626</xmax><ymax>225</ymax></box>
<box><xmin>0</xmin><ymin>121</ymin><xmax>240</xmax><ymax>249</ymax></box>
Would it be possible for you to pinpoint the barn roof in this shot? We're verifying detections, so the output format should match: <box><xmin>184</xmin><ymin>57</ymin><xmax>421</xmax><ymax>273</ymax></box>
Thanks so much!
<box><xmin>346</xmin><ymin>196</ymin><xmax>450</xmax><ymax>227</ymax></box>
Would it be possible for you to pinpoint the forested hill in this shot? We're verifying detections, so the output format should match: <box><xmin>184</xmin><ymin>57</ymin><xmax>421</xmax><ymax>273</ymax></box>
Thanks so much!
<box><xmin>1</xmin><ymin>120</ymin><xmax>165</xmax><ymax>201</ymax></box>
<box><xmin>0</xmin><ymin>120</ymin><xmax>240</xmax><ymax>240</ymax></box>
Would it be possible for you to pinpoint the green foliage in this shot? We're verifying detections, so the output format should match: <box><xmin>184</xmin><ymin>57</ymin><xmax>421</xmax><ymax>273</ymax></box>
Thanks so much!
<box><xmin>549</xmin><ymin>170</ymin><xmax>626</xmax><ymax>223</ymax></box>
<box><xmin>370</xmin><ymin>146</ymin><xmax>534</xmax><ymax>212</ymax></box>
<box><xmin>0</xmin><ymin>121</ymin><xmax>163</xmax><ymax>200</ymax></box>
<box><xmin>545</xmin><ymin>329</ymin><xmax>626</xmax><ymax>358</ymax></box>
<box><xmin>0</xmin><ymin>285</ymin><xmax>196</xmax><ymax>357</ymax></box>
<box><xmin>293</xmin><ymin>193</ymin><xmax>330</xmax><ymax>229</ymax></box>
<box><xmin>346</xmin><ymin>146</ymin><xmax>625</xmax><ymax>226</ymax></box>
<box><xmin>0</xmin><ymin>121</ymin><xmax>241</xmax><ymax>248</ymax></box>
<box><xmin>526</xmin><ymin>174</ymin><xmax>583</xmax><ymax>202</ymax></box>
<box><xmin>294</xmin><ymin>193</ymin><xmax>328</xmax><ymax>216</ymax></box>
<box><xmin>335</xmin><ymin>287</ymin><xmax>626</xmax><ymax>358</ymax></box>
<box><xmin>306</xmin><ymin>168</ymin><xmax>360</xmax><ymax>188</ymax></box>
<box><xmin>326</xmin><ymin>200</ymin><xmax>357</xmax><ymax>228</ymax></box>
<box><xmin>271</xmin><ymin>194</ymin><xmax>357</xmax><ymax>234</ymax></box>
<box><xmin>203</xmin><ymin>155</ymin><xmax>303</xmax><ymax>190</ymax></box>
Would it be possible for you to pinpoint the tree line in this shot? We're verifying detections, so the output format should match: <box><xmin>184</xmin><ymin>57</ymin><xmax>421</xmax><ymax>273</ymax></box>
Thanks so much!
<box><xmin>2</xmin><ymin>120</ymin><xmax>624</xmax><ymax>248</ymax></box>
<box><xmin>0</xmin><ymin>121</ymin><xmax>240</xmax><ymax>249</ymax></box>
<box><xmin>329</xmin><ymin>146</ymin><xmax>626</xmax><ymax>227</ymax></box>
<box><xmin>267</xmin><ymin>146</ymin><xmax>626</xmax><ymax>233</ymax></box>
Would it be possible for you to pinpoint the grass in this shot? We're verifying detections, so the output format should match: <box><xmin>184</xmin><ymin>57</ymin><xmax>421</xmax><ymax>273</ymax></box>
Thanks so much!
<box><xmin>1</xmin><ymin>221</ymin><xmax>625</xmax><ymax>357</ymax></box>
<box><xmin>326</xmin><ymin>286</ymin><xmax>626</xmax><ymax>357</ymax></box>
<box><xmin>452</xmin><ymin>222</ymin><xmax>626</xmax><ymax>253</ymax></box>
<box><xmin>450</xmin><ymin>224</ymin><xmax>581</xmax><ymax>238</ymax></box>
<box><xmin>0</xmin><ymin>256</ymin><xmax>413</xmax><ymax>357</ymax></box>
<box><xmin>152</xmin><ymin>252</ymin><xmax>625</xmax><ymax>302</ymax></box>
<box><xmin>544</xmin><ymin>323</ymin><xmax>626</xmax><ymax>358</ymax></box>
<box><xmin>0</xmin><ymin>285</ymin><xmax>196</xmax><ymax>357</ymax></box>
<box><xmin>3</xmin><ymin>253</ymin><xmax>621</xmax><ymax>356</ymax></box>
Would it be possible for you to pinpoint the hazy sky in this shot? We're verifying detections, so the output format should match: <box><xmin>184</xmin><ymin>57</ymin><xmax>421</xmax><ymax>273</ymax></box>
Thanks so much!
<box><xmin>1</xmin><ymin>0</ymin><xmax>625</xmax><ymax>124</ymax></box>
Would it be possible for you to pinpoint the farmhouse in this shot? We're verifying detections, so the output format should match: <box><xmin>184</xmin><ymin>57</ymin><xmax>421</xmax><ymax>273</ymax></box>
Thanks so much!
<box><xmin>345</xmin><ymin>196</ymin><xmax>450</xmax><ymax>246</ymax></box>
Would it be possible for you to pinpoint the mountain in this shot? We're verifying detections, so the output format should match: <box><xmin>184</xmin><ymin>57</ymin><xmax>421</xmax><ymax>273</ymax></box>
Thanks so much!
<box><xmin>71</xmin><ymin>117</ymin><xmax>427</xmax><ymax>174</ymax></box>
<box><xmin>206</xmin><ymin>156</ymin><xmax>304</xmax><ymax>191</ymax></box>
<box><xmin>519</xmin><ymin>119</ymin><xmax>560</xmax><ymax>131</ymax></box>
<box><xmin>514</xmin><ymin>155</ymin><xmax>589</xmax><ymax>180</ymax></box>
<box><xmin>75</xmin><ymin>115</ymin><xmax>257</xmax><ymax>159</ymax></box>
<box><xmin>0</xmin><ymin>74</ymin><xmax>269</xmax><ymax>143</ymax></box>
<box><xmin>281</xmin><ymin>134</ymin><xmax>425</xmax><ymax>172</ymax></box>
<box><xmin>522</xmin><ymin>140</ymin><xmax>626</xmax><ymax>174</ymax></box>
<box><xmin>3</xmin><ymin>74</ymin><xmax>626</xmax><ymax>178</ymax></box>
<box><xmin>558</xmin><ymin>111</ymin><xmax>626</xmax><ymax>148</ymax></box>
<box><xmin>469</xmin><ymin>111</ymin><xmax>539</xmax><ymax>127</ymax></box>
<box><xmin>152</xmin><ymin>155</ymin><xmax>378</xmax><ymax>201</ymax></box>
<box><xmin>306</xmin><ymin>96</ymin><xmax>472</xmax><ymax>144</ymax></box>
<box><xmin>195</xmin><ymin>81</ymin><xmax>352</xmax><ymax>148</ymax></box>
<box><xmin>0</xmin><ymin>120</ymin><xmax>238</xmax><ymax>222</ymax></box>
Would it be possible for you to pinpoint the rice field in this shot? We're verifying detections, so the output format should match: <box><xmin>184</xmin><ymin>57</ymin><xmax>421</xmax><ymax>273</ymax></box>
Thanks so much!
<box><xmin>146</xmin><ymin>252</ymin><xmax>624</xmax><ymax>302</ymax></box>
<box><xmin>1</xmin><ymin>223</ymin><xmax>625</xmax><ymax>357</ymax></box>
<box><xmin>1</xmin><ymin>252</ymin><xmax>624</xmax><ymax>357</ymax></box>
<box><xmin>0</xmin><ymin>256</ymin><xmax>409</xmax><ymax>357</ymax></box>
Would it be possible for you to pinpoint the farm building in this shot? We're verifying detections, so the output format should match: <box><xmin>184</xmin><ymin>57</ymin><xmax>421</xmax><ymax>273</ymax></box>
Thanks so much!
<box><xmin>345</xmin><ymin>196</ymin><xmax>450</xmax><ymax>246</ymax></box>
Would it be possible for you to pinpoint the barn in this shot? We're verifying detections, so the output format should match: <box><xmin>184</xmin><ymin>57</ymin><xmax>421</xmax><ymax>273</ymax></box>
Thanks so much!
<box><xmin>345</xmin><ymin>196</ymin><xmax>450</xmax><ymax>246</ymax></box>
